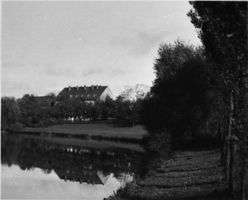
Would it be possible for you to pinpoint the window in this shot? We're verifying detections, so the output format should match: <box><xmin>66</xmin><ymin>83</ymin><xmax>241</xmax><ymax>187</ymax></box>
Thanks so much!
<box><xmin>85</xmin><ymin>100</ymin><xmax>95</xmax><ymax>105</ymax></box>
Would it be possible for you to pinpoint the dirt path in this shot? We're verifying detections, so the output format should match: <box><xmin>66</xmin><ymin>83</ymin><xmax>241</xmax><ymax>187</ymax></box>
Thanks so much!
<box><xmin>107</xmin><ymin>150</ymin><xmax>229</xmax><ymax>200</ymax></box>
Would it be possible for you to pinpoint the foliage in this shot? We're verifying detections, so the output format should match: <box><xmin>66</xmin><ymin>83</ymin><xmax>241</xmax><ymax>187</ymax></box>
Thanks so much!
<box><xmin>154</xmin><ymin>40</ymin><xmax>203</xmax><ymax>83</ymax></box>
<box><xmin>188</xmin><ymin>2</ymin><xmax>248</xmax><ymax>197</ymax></box>
<box><xmin>1</xmin><ymin>97</ymin><xmax>20</xmax><ymax>129</ymax></box>
<box><xmin>188</xmin><ymin>1</ymin><xmax>248</xmax><ymax>138</ymax></box>
<box><xmin>100</xmin><ymin>97</ymin><xmax>116</xmax><ymax>119</ymax></box>
<box><xmin>119</xmin><ymin>84</ymin><xmax>150</xmax><ymax>102</ymax></box>
<box><xmin>188</xmin><ymin>2</ymin><xmax>247</xmax><ymax>87</ymax></box>
<box><xmin>141</xmin><ymin>41</ymin><xmax>217</xmax><ymax>148</ymax></box>
<box><xmin>5</xmin><ymin>91</ymin><xmax>142</xmax><ymax>128</ymax></box>
<box><xmin>113</xmin><ymin>96</ymin><xmax>143</xmax><ymax>126</ymax></box>
<box><xmin>17</xmin><ymin>94</ymin><xmax>56</xmax><ymax>127</ymax></box>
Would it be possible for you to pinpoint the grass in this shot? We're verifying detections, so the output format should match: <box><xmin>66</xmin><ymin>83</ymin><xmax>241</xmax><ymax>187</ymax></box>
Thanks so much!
<box><xmin>7</xmin><ymin>122</ymin><xmax>147</xmax><ymax>153</ymax></box>
<box><xmin>21</xmin><ymin>123</ymin><xmax>147</xmax><ymax>139</ymax></box>
<box><xmin>26</xmin><ymin>135</ymin><xmax>146</xmax><ymax>152</ymax></box>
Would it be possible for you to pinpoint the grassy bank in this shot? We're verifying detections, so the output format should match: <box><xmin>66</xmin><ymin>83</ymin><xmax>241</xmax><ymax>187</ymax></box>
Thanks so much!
<box><xmin>9</xmin><ymin>123</ymin><xmax>147</xmax><ymax>142</ymax></box>
<box><xmin>107</xmin><ymin>150</ymin><xmax>229</xmax><ymax>200</ymax></box>
<box><xmin>25</xmin><ymin>134</ymin><xmax>145</xmax><ymax>152</ymax></box>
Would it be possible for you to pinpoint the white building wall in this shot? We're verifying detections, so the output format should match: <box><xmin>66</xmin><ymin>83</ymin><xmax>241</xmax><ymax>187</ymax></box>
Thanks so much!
<box><xmin>99</xmin><ymin>87</ymin><xmax>114</xmax><ymax>101</ymax></box>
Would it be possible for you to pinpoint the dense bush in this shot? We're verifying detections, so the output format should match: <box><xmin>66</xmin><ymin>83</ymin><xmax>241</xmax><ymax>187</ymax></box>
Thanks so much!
<box><xmin>1</xmin><ymin>97</ymin><xmax>21</xmax><ymax>130</ymax></box>
<box><xmin>17</xmin><ymin>94</ymin><xmax>56</xmax><ymax>127</ymax></box>
<box><xmin>141</xmin><ymin>40</ymin><xmax>220</xmax><ymax>150</ymax></box>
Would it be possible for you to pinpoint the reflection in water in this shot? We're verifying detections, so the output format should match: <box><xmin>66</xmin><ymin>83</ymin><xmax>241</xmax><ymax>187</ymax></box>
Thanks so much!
<box><xmin>1</xmin><ymin>133</ymin><xmax>146</xmax><ymax>199</ymax></box>
<box><xmin>1</xmin><ymin>165</ymin><xmax>122</xmax><ymax>200</ymax></box>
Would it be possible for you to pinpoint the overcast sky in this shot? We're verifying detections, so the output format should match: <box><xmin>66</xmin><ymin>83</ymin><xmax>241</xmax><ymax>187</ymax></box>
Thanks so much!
<box><xmin>2</xmin><ymin>1</ymin><xmax>201</xmax><ymax>98</ymax></box>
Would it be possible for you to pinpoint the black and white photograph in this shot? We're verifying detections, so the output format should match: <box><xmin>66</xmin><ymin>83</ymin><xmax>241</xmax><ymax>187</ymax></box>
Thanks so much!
<box><xmin>1</xmin><ymin>1</ymin><xmax>248</xmax><ymax>200</ymax></box>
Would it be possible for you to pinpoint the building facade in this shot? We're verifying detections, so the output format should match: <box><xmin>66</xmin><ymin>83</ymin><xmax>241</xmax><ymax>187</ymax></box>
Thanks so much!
<box><xmin>57</xmin><ymin>85</ymin><xmax>113</xmax><ymax>104</ymax></box>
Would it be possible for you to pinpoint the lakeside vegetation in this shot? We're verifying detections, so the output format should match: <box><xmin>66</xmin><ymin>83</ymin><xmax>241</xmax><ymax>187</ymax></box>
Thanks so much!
<box><xmin>1</xmin><ymin>1</ymin><xmax>247</xmax><ymax>200</ymax></box>
<box><xmin>109</xmin><ymin>2</ymin><xmax>247</xmax><ymax>199</ymax></box>
<box><xmin>1</xmin><ymin>94</ymin><xmax>143</xmax><ymax>129</ymax></box>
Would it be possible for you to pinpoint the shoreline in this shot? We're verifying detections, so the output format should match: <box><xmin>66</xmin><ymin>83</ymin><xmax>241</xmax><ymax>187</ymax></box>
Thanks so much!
<box><xmin>3</xmin><ymin>123</ymin><xmax>147</xmax><ymax>145</ymax></box>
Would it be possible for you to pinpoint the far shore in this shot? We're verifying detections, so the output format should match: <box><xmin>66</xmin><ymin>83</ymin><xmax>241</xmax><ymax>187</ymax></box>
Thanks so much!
<box><xmin>4</xmin><ymin>123</ymin><xmax>148</xmax><ymax>143</ymax></box>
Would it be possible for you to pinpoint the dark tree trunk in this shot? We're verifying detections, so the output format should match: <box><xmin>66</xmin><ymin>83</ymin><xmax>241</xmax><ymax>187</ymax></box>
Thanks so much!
<box><xmin>241</xmin><ymin>68</ymin><xmax>248</xmax><ymax>200</ymax></box>
<box><xmin>226</xmin><ymin>91</ymin><xmax>234</xmax><ymax>188</ymax></box>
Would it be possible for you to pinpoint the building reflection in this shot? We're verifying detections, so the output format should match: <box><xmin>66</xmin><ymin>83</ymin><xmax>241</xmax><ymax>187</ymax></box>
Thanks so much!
<box><xmin>1</xmin><ymin>133</ymin><xmax>145</xmax><ymax>185</ymax></box>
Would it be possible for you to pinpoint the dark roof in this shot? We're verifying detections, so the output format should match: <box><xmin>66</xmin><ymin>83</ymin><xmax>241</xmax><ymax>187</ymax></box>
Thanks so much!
<box><xmin>58</xmin><ymin>85</ymin><xmax>108</xmax><ymax>101</ymax></box>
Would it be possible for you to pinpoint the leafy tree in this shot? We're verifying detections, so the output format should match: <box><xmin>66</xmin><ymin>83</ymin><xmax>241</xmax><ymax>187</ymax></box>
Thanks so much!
<box><xmin>119</xmin><ymin>84</ymin><xmax>150</xmax><ymax>101</ymax></box>
<box><xmin>142</xmin><ymin>41</ymin><xmax>216</xmax><ymax>150</ymax></box>
<box><xmin>18</xmin><ymin>94</ymin><xmax>39</xmax><ymax>126</ymax></box>
<box><xmin>99</xmin><ymin>97</ymin><xmax>115</xmax><ymax>119</ymax></box>
<box><xmin>154</xmin><ymin>40</ymin><xmax>203</xmax><ymax>83</ymax></box>
<box><xmin>18</xmin><ymin>94</ymin><xmax>56</xmax><ymax>127</ymax></box>
<box><xmin>113</xmin><ymin>96</ymin><xmax>132</xmax><ymax>120</ymax></box>
<box><xmin>112</xmin><ymin>96</ymin><xmax>140</xmax><ymax>126</ymax></box>
<box><xmin>1</xmin><ymin>97</ymin><xmax>20</xmax><ymax>129</ymax></box>
<box><xmin>188</xmin><ymin>2</ymin><xmax>248</xmax><ymax>197</ymax></box>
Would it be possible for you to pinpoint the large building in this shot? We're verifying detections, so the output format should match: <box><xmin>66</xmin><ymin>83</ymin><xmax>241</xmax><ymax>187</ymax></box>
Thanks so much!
<box><xmin>57</xmin><ymin>85</ymin><xmax>113</xmax><ymax>104</ymax></box>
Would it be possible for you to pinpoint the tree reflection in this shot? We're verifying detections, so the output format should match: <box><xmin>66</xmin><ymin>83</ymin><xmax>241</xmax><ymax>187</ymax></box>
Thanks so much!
<box><xmin>1</xmin><ymin>133</ymin><xmax>146</xmax><ymax>185</ymax></box>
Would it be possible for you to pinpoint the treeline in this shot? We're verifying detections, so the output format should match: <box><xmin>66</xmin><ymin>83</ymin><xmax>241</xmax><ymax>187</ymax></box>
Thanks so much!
<box><xmin>1</xmin><ymin>94</ymin><xmax>143</xmax><ymax>129</ymax></box>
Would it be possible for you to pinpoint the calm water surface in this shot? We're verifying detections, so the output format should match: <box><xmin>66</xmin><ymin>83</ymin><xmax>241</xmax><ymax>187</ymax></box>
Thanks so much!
<box><xmin>1</xmin><ymin>133</ymin><xmax>146</xmax><ymax>199</ymax></box>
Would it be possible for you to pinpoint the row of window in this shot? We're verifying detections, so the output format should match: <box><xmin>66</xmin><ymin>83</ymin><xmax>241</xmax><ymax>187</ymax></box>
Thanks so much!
<box><xmin>68</xmin><ymin>86</ymin><xmax>99</xmax><ymax>92</ymax></box>
<box><xmin>69</xmin><ymin>94</ymin><xmax>97</xmax><ymax>98</ymax></box>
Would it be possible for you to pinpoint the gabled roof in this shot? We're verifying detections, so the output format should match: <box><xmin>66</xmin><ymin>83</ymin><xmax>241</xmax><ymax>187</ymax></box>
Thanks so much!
<box><xmin>57</xmin><ymin>85</ymin><xmax>108</xmax><ymax>101</ymax></box>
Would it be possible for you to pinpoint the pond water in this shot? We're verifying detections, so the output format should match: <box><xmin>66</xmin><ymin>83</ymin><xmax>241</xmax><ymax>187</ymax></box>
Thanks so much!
<box><xmin>1</xmin><ymin>133</ymin><xmax>146</xmax><ymax>199</ymax></box>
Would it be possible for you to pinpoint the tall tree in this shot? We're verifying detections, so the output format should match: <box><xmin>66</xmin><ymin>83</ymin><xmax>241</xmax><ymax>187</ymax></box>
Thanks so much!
<box><xmin>1</xmin><ymin>97</ymin><xmax>20</xmax><ymax>129</ymax></box>
<box><xmin>153</xmin><ymin>40</ymin><xmax>203</xmax><ymax>83</ymax></box>
<box><xmin>18</xmin><ymin>94</ymin><xmax>39</xmax><ymax>126</ymax></box>
<box><xmin>142</xmin><ymin>41</ymin><xmax>215</xmax><ymax>152</ymax></box>
<box><xmin>188</xmin><ymin>2</ymin><xmax>248</xmax><ymax>198</ymax></box>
